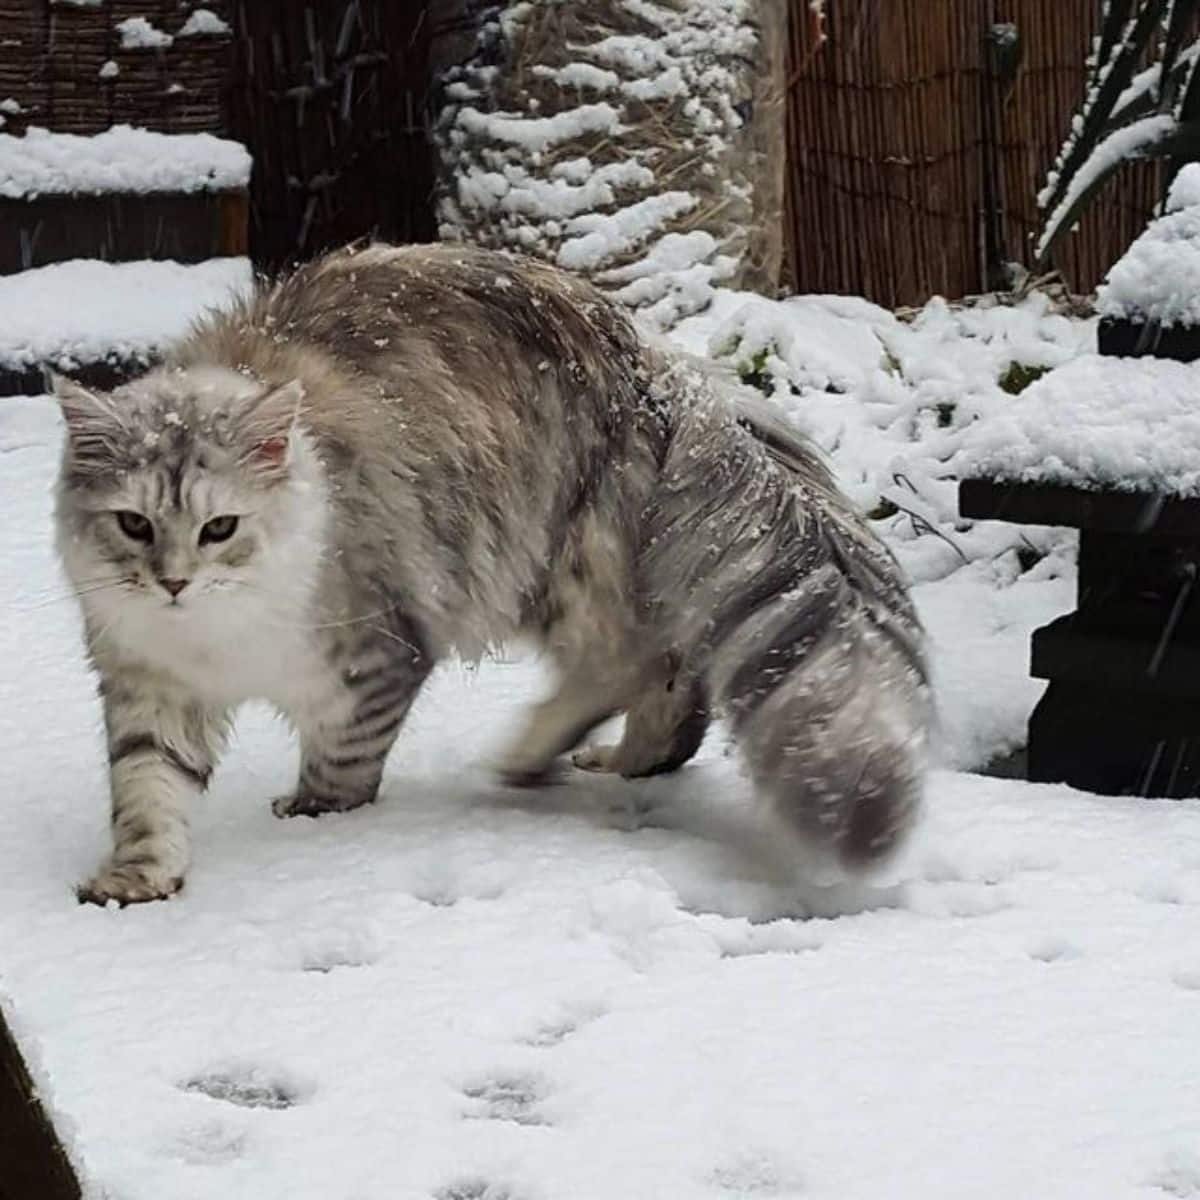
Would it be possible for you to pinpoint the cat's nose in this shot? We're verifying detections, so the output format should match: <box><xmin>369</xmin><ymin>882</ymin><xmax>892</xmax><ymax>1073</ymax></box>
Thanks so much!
<box><xmin>160</xmin><ymin>577</ymin><xmax>190</xmax><ymax>598</ymax></box>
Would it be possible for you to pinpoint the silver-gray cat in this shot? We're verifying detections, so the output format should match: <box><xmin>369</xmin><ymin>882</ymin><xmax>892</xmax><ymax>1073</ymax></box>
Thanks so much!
<box><xmin>54</xmin><ymin>242</ymin><xmax>930</xmax><ymax>905</ymax></box>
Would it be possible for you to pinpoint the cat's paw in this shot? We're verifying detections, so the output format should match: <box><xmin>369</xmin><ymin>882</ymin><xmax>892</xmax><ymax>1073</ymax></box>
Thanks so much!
<box><xmin>571</xmin><ymin>745</ymin><xmax>619</xmax><ymax>773</ymax></box>
<box><xmin>78</xmin><ymin>860</ymin><xmax>182</xmax><ymax>906</ymax></box>
<box><xmin>271</xmin><ymin>791</ymin><xmax>372</xmax><ymax>819</ymax></box>
<box><xmin>494</xmin><ymin>759</ymin><xmax>567</xmax><ymax>789</ymax></box>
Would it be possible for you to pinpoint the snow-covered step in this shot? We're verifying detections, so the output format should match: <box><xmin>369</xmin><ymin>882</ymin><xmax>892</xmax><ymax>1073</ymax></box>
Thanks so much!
<box><xmin>0</xmin><ymin>126</ymin><xmax>251</xmax><ymax>273</ymax></box>
<box><xmin>0</xmin><ymin>256</ymin><xmax>253</xmax><ymax>396</ymax></box>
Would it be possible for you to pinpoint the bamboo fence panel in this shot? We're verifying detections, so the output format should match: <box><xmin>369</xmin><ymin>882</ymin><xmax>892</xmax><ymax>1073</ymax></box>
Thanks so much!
<box><xmin>785</xmin><ymin>0</ymin><xmax>982</xmax><ymax>306</ymax></box>
<box><xmin>786</xmin><ymin>0</ymin><xmax>1200</xmax><ymax>305</ymax></box>
<box><xmin>226</xmin><ymin>0</ymin><xmax>436</xmax><ymax>270</ymax></box>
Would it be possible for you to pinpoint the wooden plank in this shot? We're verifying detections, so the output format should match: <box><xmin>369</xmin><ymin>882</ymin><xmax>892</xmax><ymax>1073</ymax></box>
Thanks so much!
<box><xmin>0</xmin><ymin>1002</ymin><xmax>82</xmax><ymax>1200</ymax></box>
<box><xmin>1029</xmin><ymin>680</ymin><xmax>1200</xmax><ymax>795</ymax></box>
<box><xmin>1097</xmin><ymin>316</ymin><xmax>1200</xmax><ymax>362</ymax></box>
<box><xmin>1031</xmin><ymin>613</ymin><xmax>1200</xmax><ymax>698</ymax></box>
<box><xmin>0</xmin><ymin>190</ymin><xmax>249</xmax><ymax>275</ymax></box>
<box><xmin>959</xmin><ymin>478</ymin><xmax>1200</xmax><ymax>537</ymax></box>
<box><xmin>0</xmin><ymin>358</ymin><xmax>148</xmax><ymax>399</ymax></box>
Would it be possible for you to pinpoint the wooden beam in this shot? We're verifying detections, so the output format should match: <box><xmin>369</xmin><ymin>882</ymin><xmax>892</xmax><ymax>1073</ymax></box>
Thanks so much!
<box><xmin>0</xmin><ymin>190</ymin><xmax>250</xmax><ymax>275</ymax></box>
<box><xmin>0</xmin><ymin>1004</ymin><xmax>82</xmax><ymax>1200</ymax></box>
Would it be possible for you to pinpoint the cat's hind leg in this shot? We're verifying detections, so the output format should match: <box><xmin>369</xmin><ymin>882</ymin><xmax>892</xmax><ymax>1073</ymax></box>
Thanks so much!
<box><xmin>494</xmin><ymin>678</ymin><xmax>622</xmax><ymax>787</ymax></box>
<box><xmin>573</xmin><ymin>672</ymin><xmax>708</xmax><ymax>778</ymax></box>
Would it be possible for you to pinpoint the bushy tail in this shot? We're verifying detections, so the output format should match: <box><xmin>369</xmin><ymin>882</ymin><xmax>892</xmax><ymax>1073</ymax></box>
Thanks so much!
<box><xmin>648</xmin><ymin>351</ymin><xmax>931</xmax><ymax>874</ymax></box>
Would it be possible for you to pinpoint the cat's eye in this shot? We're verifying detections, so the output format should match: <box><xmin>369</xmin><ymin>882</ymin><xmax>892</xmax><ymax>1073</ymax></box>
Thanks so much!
<box><xmin>199</xmin><ymin>515</ymin><xmax>239</xmax><ymax>545</ymax></box>
<box><xmin>115</xmin><ymin>511</ymin><xmax>153</xmax><ymax>543</ymax></box>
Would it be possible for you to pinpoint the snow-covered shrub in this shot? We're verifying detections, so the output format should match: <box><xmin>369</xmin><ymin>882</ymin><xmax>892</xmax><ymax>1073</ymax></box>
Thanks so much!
<box><xmin>434</xmin><ymin>0</ymin><xmax>786</xmax><ymax>328</ymax></box>
<box><xmin>1036</xmin><ymin>0</ymin><xmax>1200</xmax><ymax>268</ymax></box>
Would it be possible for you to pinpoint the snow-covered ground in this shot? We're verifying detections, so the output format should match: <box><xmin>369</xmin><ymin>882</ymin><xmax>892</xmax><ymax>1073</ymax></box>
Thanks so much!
<box><xmin>3</xmin><ymin>287</ymin><xmax>1199</xmax><ymax>1199</ymax></box>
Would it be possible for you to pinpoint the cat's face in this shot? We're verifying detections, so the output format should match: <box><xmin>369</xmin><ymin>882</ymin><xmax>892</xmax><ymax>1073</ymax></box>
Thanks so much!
<box><xmin>54</xmin><ymin>368</ymin><xmax>322</xmax><ymax>632</ymax></box>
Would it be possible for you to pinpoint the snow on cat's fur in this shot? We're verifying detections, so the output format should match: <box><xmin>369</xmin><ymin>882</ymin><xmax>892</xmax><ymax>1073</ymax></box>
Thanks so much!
<box><xmin>54</xmin><ymin>242</ymin><xmax>930</xmax><ymax>904</ymax></box>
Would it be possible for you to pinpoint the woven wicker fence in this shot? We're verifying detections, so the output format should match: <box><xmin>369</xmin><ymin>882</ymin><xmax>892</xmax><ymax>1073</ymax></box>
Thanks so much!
<box><xmin>785</xmin><ymin>0</ymin><xmax>1186</xmax><ymax>307</ymax></box>
<box><xmin>0</xmin><ymin>0</ymin><xmax>233</xmax><ymax>135</ymax></box>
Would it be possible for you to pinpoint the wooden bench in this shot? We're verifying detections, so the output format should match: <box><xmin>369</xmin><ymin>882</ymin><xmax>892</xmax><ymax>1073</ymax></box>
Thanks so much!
<box><xmin>961</xmin><ymin>477</ymin><xmax>1200</xmax><ymax>796</ymax></box>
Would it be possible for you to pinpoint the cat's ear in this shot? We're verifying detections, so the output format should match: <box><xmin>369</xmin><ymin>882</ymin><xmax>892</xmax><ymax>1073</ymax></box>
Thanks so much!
<box><xmin>242</xmin><ymin>379</ymin><xmax>305</xmax><ymax>477</ymax></box>
<box><xmin>49</xmin><ymin>372</ymin><xmax>123</xmax><ymax>460</ymax></box>
<box><xmin>50</xmin><ymin>372</ymin><xmax>109</xmax><ymax>434</ymax></box>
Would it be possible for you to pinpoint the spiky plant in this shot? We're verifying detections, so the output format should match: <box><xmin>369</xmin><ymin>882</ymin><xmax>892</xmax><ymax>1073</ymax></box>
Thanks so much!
<box><xmin>1035</xmin><ymin>0</ymin><xmax>1200</xmax><ymax>267</ymax></box>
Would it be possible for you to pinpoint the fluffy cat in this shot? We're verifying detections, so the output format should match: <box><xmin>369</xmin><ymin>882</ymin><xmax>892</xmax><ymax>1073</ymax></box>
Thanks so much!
<box><xmin>54</xmin><ymin>242</ymin><xmax>930</xmax><ymax>905</ymax></box>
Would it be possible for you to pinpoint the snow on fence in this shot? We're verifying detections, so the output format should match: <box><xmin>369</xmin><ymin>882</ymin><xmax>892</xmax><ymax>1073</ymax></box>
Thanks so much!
<box><xmin>784</xmin><ymin>0</ymin><xmax>1183</xmax><ymax>306</ymax></box>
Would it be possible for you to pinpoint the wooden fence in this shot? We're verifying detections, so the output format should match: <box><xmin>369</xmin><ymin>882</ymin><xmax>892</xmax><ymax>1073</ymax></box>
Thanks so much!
<box><xmin>784</xmin><ymin>0</ymin><xmax>1181</xmax><ymax>307</ymax></box>
<box><xmin>227</xmin><ymin>0</ymin><xmax>436</xmax><ymax>270</ymax></box>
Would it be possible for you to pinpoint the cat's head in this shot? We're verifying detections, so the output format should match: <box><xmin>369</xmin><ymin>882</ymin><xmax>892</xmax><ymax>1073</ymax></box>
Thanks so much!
<box><xmin>53</xmin><ymin>366</ymin><xmax>326</xmax><ymax>624</ymax></box>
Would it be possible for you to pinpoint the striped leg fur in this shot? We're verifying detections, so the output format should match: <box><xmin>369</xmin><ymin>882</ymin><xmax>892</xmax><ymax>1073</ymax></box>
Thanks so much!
<box><xmin>274</xmin><ymin>633</ymin><xmax>431</xmax><ymax>818</ymax></box>
<box><xmin>80</xmin><ymin>682</ymin><xmax>228</xmax><ymax>906</ymax></box>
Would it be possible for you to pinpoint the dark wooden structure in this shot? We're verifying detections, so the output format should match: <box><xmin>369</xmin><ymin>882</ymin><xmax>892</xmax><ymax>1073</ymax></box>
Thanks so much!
<box><xmin>0</xmin><ymin>1003</ymin><xmax>81</xmax><ymax>1200</ymax></box>
<box><xmin>0</xmin><ymin>1</ymin><xmax>438</xmax><ymax>273</ymax></box>
<box><xmin>227</xmin><ymin>0</ymin><xmax>436</xmax><ymax>270</ymax></box>
<box><xmin>0</xmin><ymin>189</ymin><xmax>248</xmax><ymax>274</ymax></box>
<box><xmin>962</xmin><ymin>478</ymin><xmax>1200</xmax><ymax>796</ymax></box>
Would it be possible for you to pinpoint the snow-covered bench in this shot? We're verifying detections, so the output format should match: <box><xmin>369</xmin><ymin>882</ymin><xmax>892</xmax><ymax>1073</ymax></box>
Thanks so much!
<box><xmin>957</xmin><ymin>164</ymin><xmax>1200</xmax><ymax>797</ymax></box>
<box><xmin>0</xmin><ymin>125</ymin><xmax>250</xmax><ymax>274</ymax></box>
<box><xmin>0</xmin><ymin>257</ymin><xmax>253</xmax><ymax>397</ymax></box>
<box><xmin>959</xmin><ymin>350</ymin><xmax>1200</xmax><ymax>796</ymax></box>
<box><xmin>0</xmin><ymin>125</ymin><xmax>252</xmax><ymax>395</ymax></box>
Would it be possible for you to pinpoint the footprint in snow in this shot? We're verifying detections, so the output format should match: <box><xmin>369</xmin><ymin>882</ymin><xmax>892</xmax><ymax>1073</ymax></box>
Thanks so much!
<box><xmin>181</xmin><ymin>1066</ymin><xmax>301</xmax><ymax>1110</ymax></box>
<box><xmin>1173</xmin><ymin>967</ymin><xmax>1200</xmax><ymax>992</ymax></box>
<box><xmin>1150</xmin><ymin>1147</ymin><xmax>1200</xmax><ymax>1196</ymax></box>
<box><xmin>518</xmin><ymin>1001</ymin><xmax>606</xmax><ymax>1047</ymax></box>
<box><xmin>164</xmin><ymin>1119</ymin><xmax>247</xmax><ymax>1166</ymax></box>
<box><xmin>707</xmin><ymin>1148</ymin><xmax>805</xmax><ymax>1196</ymax></box>
<box><xmin>298</xmin><ymin>931</ymin><xmax>379</xmax><ymax>973</ymax></box>
<box><xmin>433</xmin><ymin>1180</ymin><xmax>517</xmax><ymax>1200</ymax></box>
<box><xmin>1027</xmin><ymin>936</ymin><xmax>1081</xmax><ymax>964</ymax></box>
<box><xmin>461</xmin><ymin>1072</ymin><xmax>550</xmax><ymax>1126</ymax></box>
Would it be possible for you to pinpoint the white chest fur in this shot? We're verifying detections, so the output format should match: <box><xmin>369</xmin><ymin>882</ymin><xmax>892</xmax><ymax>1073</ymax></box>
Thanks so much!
<box><xmin>88</xmin><ymin>582</ymin><xmax>327</xmax><ymax>714</ymax></box>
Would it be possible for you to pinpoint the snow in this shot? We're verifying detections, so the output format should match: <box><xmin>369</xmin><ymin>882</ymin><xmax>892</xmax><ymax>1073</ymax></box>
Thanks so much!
<box><xmin>0</xmin><ymin>258</ymin><xmax>253</xmax><ymax>372</ymax></box>
<box><xmin>958</xmin><ymin>353</ymin><xmax>1200</xmax><ymax>496</ymax></box>
<box><xmin>116</xmin><ymin>16</ymin><xmax>174</xmax><ymax>50</ymax></box>
<box><xmin>1096</xmin><ymin>191</ymin><xmax>1200</xmax><ymax>326</ymax></box>
<box><xmin>454</xmin><ymin>104</ymin><xmax>622</xmax><ymax>154</ymax></box>
<box><xmin>0</xmin><ymin>125</ymin><xmax>252</xmax><ymax>198</ymax></box>
<box><xmin>557</xmin><ymin>191</ymin><xmax>698</xmax><ymax>271</ymax></box>
<box><xmin>1166</xmin><ymin>161</ymin><xmax>1200</xmax><ymax>212</ymax></box>
<box><xmin>1035</xmin><ymin>112</ymin><xmax>1176</xmax><ymax>261</ymax></box>
<box><xmin>6</xmin><ymin>280</ymin><xmax>1200</xmax><ymax>1198</ymax></box>
<box><xmin>177</xmin><ymin>8</ymin><xmax>231</xmax><ymax>37</ymax></box>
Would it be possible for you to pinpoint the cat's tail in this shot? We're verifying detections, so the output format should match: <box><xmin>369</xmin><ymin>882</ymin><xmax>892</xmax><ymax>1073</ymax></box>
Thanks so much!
<box><xmin>649</xmin><ymin>353</ymin><xmax>931</xmax><ymax>874</ymax></box>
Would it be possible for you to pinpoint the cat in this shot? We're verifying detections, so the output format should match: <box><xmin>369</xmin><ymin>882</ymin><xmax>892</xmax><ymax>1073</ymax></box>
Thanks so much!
<box><xmin>53</xmin><ymin>242</ymin><xmax>930</xmax><ymax>905</ymax></box>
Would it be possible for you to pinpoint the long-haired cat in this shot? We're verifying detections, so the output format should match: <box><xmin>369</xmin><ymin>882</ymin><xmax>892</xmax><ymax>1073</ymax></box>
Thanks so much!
<box><xmin>54</xmin><ymin>243</ymin><xmax>930</xmax><ymax>905</ymax></box>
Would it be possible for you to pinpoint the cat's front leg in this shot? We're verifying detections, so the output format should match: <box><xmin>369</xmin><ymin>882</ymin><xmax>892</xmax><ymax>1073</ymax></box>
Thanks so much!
<box><xmin>79</xmin><ymin>678</ymin><xmax>228</xmax><ymax>906</ymax></box>
<box><xmin>273</xmin><ymin>633</ymin><xmax>431</xmax><ymax>819</ymax></box>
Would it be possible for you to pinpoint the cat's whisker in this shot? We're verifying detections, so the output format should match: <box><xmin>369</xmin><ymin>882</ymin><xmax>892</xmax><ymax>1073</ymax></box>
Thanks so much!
<box><xmin>16</xmin><ymin>581</ymin><xmax>132</xmax><ymax>611</ymax></box>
